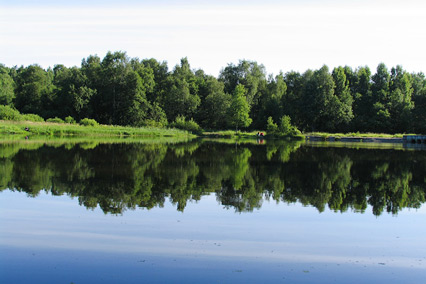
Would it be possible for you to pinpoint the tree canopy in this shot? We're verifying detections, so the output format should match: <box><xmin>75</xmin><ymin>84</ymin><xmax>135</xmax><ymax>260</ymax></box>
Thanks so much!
<box><xmin>1</xmin><ymin>52</ymin><xmax>425</xmax><ymax>133</ymax></box>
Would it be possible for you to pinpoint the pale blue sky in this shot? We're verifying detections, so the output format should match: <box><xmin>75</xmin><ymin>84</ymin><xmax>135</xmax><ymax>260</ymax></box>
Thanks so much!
<box><xmin>1</xmin><ymin>0</ymin><xmax>425</xmax><ymax>75</ymax></box>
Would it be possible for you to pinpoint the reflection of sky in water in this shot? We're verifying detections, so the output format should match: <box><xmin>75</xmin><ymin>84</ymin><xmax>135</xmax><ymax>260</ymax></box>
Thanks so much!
<box><xmin>1</xmin><ymin>190</ymin><xmax>426</xmax><ymax>284</ymax></box>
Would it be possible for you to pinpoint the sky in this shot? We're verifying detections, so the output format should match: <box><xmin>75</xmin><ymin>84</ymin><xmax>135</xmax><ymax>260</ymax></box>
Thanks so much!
<box><xmin>1</xmin><ymin>0</ymin><xmax>425</xmax><ymax>76</ymax></box>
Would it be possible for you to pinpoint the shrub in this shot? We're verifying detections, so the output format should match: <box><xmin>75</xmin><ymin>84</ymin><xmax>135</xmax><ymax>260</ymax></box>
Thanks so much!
<box><xmin>170</xmin><ymin>115</ymin><xmax>202</xmax><ymax>134</ymax></box>
<box><xmin>0</xmin><ymin>105</ymin><xmax>46</xmax><ymax>122</ymax></box>
<box><xmin>64</xmin><ymin>116</ymin><xmax>76</xmax><ymax>124</ymax></box>
<box><xmin>279</xmin><ymin>115</ymin><xmax>293</xmax><ymax>135</ymax></box>
<box><xmin>184</xmin><ymin>118</ymin><xmax>202</xmax><ymax>134</ymax></box>
<box><xmin>79</xmin><ymin>118</ymin><xmax>99</xmax><ymax>127</ymax></box>
<box><xmin>143</xmin><ymin>119</ymin><xmax>166</xmax><ymax>128</ymax></box>
<box><xmin>21</xmin><ymin>113</ymin><xmax>44</xmax><ymax>122</ymax></box>
<box><xmin>267</xmin><ymin>115</ymin><xmax>301</xmax><ymax>137</ymax></box>
<box><xmin>46</xmin><ymin>117</ymin><xmax>65</xmax><ymax>123</ymax></box>
<box><xmin>0</xmin><ymin>105</ymin><xmax>22</xmax><ymax>121</ymax></box>
<box><xmin>266</xmin><ymin>116</ymin><xmax>278</xmax><ymax>135</ymax></box>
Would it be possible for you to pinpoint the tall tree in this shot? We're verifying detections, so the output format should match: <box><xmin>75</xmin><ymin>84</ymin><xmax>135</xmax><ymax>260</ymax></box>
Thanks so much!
<box><xmin>14</xmin><ymin>65</ymin><xmax>54</xmax><ymax>117</ymax></box>
<box><xmin>0</xmin><ymin>65</ymin><xmax>15</xmax><ymax>106</ymax></box>
<box><xmin>257</xmin><ymin>73</ymin><xmax>287</xmax><ymax>129</ymax></box>
<box><xmin>53</xmin><ymin>65</ymin><xmax>95</xmax><ymax>120</ymax></box>
<box><xmin>228</xmin><ymin>84</ymin><xmax>252</xmax><ymax>130</ymax></box>
<box><xmin>283</xmin><ymin>70</ymin><xmax>310</xmax><ymax>129</ymax></box>
<box><xmin>219</xmin><ymin>60</ymin><xmax>267</xmax><ymax>126</ymax></box>
<box><xmin>196</xmin><ymin>75</ymin><xmax>231</xmax><ymax>129</ymax></box>
<box><xmin>388</xmin><ymin>65</ymin><xmax>414</xmax><ymax>132</ymax></box>
<box><xmin>130</xmin><ymin>58</ymin><xmax>167</xmax><ymax>126</ymax></box>
<box><xmin>331</xmin><ymin>66</ymin><xmax>354</xmax><ymax>131</ymax></box>
<box><xmin>352</xmin><ymin>66</ymin><xmax>372</xmax><ymax>131</ymax></box>
<box><xmin>219</xmin><ymin>60</ymin><xmax>266</xmax><ymax>105</ymax></box>
<box><xmin>302</xmin><ymin>65</ymin><xmax>336</xmax><ymax>131</ymax></box>
<box><xmin>138</xmin><ymin>58</ymin><xmax>168</xmax><ymax>104</ymax></box>
<box><xmin>162</xmin><ymin>58</ymin><xmax>200</xmax><ymax>122</ymax></box>
<box><xmin>370</xmin><ymin>63</ymin><xmax>391</xmax><ymax>132</ymax></box>
<box><xmin>411</xmin><ymin>72</ymin><xmax>426</xmax><ymax>133</ymax></box>
<box><xmin>83</xmin><ymin>51</ymin><xmax>154</xmax><ymax>126</ymax></box>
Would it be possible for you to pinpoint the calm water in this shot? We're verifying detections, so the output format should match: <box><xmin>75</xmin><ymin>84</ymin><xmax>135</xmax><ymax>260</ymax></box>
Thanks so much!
<box><xmin>1</xmin><ymin>139</ymin><xmax>426</xmax><ymax>283</ymax></box>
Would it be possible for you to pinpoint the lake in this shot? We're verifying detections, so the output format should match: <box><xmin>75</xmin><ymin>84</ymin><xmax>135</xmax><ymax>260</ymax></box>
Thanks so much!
<box><xmin>1</xmin><ymin>138</ymin><xmax>426</xmax><ymax>283</ymax></box>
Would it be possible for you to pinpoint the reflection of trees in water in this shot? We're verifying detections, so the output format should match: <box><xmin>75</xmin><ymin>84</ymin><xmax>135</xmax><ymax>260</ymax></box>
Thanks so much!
<box><xmin>0</xmin><ymin>140</ymin><xmax>425</xmax><ymax>215</ymax></box>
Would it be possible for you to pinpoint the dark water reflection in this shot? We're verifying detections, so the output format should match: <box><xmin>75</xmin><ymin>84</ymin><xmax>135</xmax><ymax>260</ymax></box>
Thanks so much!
<box><xmin>1</xmin><ymin>139</ymin><xmax>425</xmax><ymax>216</ymax></box>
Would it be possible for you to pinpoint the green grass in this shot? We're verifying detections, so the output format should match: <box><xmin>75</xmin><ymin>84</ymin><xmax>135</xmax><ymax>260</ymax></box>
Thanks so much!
<box><xmin>305</xmin><ymin>132</ymin><xmax>411</xmax><ymax>139</ymax></box>
<box><xmin>202</xmin><ymin>130</ymin><xmax>266</xmax><ymax>138</ymax></box>
<box><xmin>0</xmin><ymin>120</ymin><xmax>195</xmax><ymax>138</ymax></box>
<box><xmin>203</xmin><ymin>130</ymin><xmax>304</xmax><ymax>141</ymax></box>
<box><xmin>2</xmin><ymin>120</ymin><xmax>415</xmax><ymax>143</ymax></box>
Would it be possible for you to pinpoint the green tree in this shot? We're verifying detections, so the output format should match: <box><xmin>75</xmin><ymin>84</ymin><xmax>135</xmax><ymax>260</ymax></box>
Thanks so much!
<box><xmin>132</xmin><ymin>58</ymin><xmax>168</xmax><ymax>126</ymax></box>
<box><xmin>85</xmin><ymin>51</ymin><xmax>153</xmax><ymax>126</ymax></box>
<box><xmin>411</xmin><ymin>72</ymin><xmax>426</xmax><ymax>133</ymax></box>
<box><xmin>53</xmin><ymin>65</ymin><xmax>95</xmax><ymax>120</ymax></box>
<box><xmin>219</xmin><ymin>60</ymin><xmax>266</xmax><ymax>105</ymax></box>
<box><xmin>81</xmin><ymin>54</ymin><xmax>102</xmax><ymax>87</ymax></box>
<box><xmin>196</xmin><ymin>76</ymin><xmax>231</xmax><ymax>129</ymax></box>
<box><xmin>279</xmin><ymin>115</ymin><xmax>293</xmax><ymax>135</ymax></box>
<box><xmin>302</xmin><ymin>65</ymin><xmax>339</xmax><ymax>131</ymax></box>
<box><xmin>96</xmin><ymin>51</ymin><xmax>131</xmax><ymax>124</ymax></box>
<box><xmin>257</xmin><ymin>73</ymin><xmax>287</xmax><ymax>129</ymax></box>
<box><xmin>228</xmin><ymin>84</ymin><xmax>252</xmax><ymax>130</ymax></box>
<box><xmin>117</xmin><ymin>70</ymin><xmax>150</xmax><ymax>126</ymax></box>
<box><xmin>14</xmin><ymin>65</ymin><xmax>55</xmax><ymax>117</ymax></box>
<box><xmin>388</xmin><ymin>65</ymin><xmax>414</xmax><ymax>132</ymax></box>
<box><xmin>283</xmin><ymin>70</ymin><xmax>310</xmax><ymax>129</ymax></box>
<box><xmin>81</xmin><ymin>54</ymin><xmax>102</xmax><ymax>118</ymax></box>
<box><xmin>0</xmin><ymin>65</ymin><xmax>15</xmax><ymax>105</ymax></box>
<box><xmin>352</xmin><ymin>66</ymin><xmax>373</xmax><ymax>131</ymax></box>
<box><xmin>219</xmin><ymin>60</ymin><xmax>267</xmax><ymax>127</ymax></box>
<box><xmin>266</xmin><ymin>116</ymin><xmax>278</xmax><ymax>135</ymax></box>
<box><xmin>370</xmin><ymin>63</ymin><xmax>391</xmax><ymax>131</ymax></box>
<box><xmin>332</xmin><ymin>66</ymin><xmax>354</xmax><ymax>131</ymax></box>
<box><xmin>141</xmin><ymin>58</ymin><xmax>169</xmax><ymax>104</ymax></box>
<box><xmin>162</xmin><ymin>58</ymin><xmax>200</xmax><ymax>122</ymax></box>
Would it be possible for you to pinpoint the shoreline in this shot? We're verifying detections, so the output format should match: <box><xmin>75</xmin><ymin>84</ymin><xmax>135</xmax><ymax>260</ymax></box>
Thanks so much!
<box><xmin>306</xmin><ymin>135</ymin><xmax>426</xmax><ymax>146</ymax></box>
<box><xmin>306</xmin><ymin>136</ymin><xmax>403</xmax><ymax>143</ymax></box>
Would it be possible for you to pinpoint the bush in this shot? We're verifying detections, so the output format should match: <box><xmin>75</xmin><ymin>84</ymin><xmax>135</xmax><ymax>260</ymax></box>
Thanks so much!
<box><xmin>266</xmin><ymin>116</ymin><xmax>278</xmax><ymax>135</ymax></box>
<box><xmin>279</xmin><ymin>115</ymin><xmax>293</xmax><ymax>135</ymax></box>
<box><xmin>184</xmin><ymin>119</ymin><xmax>202</xmax><ymax>134</ymax></box>
<box><xmin>143</xmin><ymin>119</ymin><xmax>166</xmax><ymax>128</ymax></box>
<box><xmin>0</xmin><ymin>105</ymin><xmax>46</xmax><ymax>122</ymax></box>
<box><xmin>170</xmin><ymin>115</ymin><xmax>202</xmax><ymax>134</ymax></box>
<box><xmin>21</xmin><ymin>113</ymin><xmax>44</xmax><ymax>122</ymax></box>
<box><xmin>79</xmin><ymin>118</ymin><xmax>99</xmax><ymax>127</ymax></box>
<box><xmin>280</xmin><ymin>115</ymin><xmax>301</xmax><ymax>136</ymax></box>
<box><xmin>46</xmin><ymin>117</ymin><xmax>65</xmax><ymax>123</ymax></box>
<box><xmin>277</xmin><ymin>115</ymin><xmax>301</xmax><ymax>136</ymax></box>
<box><xmin>65</xmin><ymin>116</ymin><xmax>76</xmax><ymax>124</ymax></box>
<box><xmin>0</xmin><ymin>105</ymin><xmax>22</xmax><ymax>121</ymax></box>
<box><xmin>266</xmin><ymin>115</ymin><xmax>301</xmax><ymax>137</ymax></box>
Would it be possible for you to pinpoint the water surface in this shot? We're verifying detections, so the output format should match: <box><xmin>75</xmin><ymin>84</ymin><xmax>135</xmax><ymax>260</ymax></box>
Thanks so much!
<box><xmin>1</xmin><ymin>139</ymin><xmax>425</xmax><ymax>283</ymax></box>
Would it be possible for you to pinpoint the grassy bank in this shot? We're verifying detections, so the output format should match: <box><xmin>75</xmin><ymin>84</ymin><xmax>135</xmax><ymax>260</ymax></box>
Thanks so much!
<box><xmin>0</xmin><ymin>120</ymin><xmax>194</xmax><ymax>138</ymax></box>
<box><xmin>305</xmin><ymin>132</ymin><xmax>412</xmax><ymax>139</ymax></box>
<box><xmin>203</xmin><ymin>130</ymin><xmax>413</xmax><ymax>142</ymax></box>
<box><xmin>202</xmin><ymin>130</ymin><xmax>305</xmax><ymax>140</ymax></box>
<box><xmin>201</xmin><ymin>130</ymin><xmax>262</xmax><ymax>138</ymax></box>
<box><xmin>0</xmin><ymin>120</ymin><xmax>415</xmax><ymax>142</ymax></box>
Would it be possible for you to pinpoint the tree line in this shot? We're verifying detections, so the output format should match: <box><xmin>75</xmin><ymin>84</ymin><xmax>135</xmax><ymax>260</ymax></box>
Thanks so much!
<box><xmin>1</xmin><ymin>140</ymin><xmax>425</xmax><ymax>215</ymax></box>
<box><xmin>1</xmin><ymin>51</ymin><xmax>426</xmax><ymax>133</ymax></box>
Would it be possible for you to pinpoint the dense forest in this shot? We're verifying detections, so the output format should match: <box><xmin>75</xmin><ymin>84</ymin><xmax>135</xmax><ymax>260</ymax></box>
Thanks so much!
<box><xmin>1</xmin><ymin>51</ymin><xmax>425</xmax><ymax>133</ymax></box>
<box><xmin>1</xmin><ymin>141</ymin><xmax>425</xmax><ymax>215</ymax></box>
